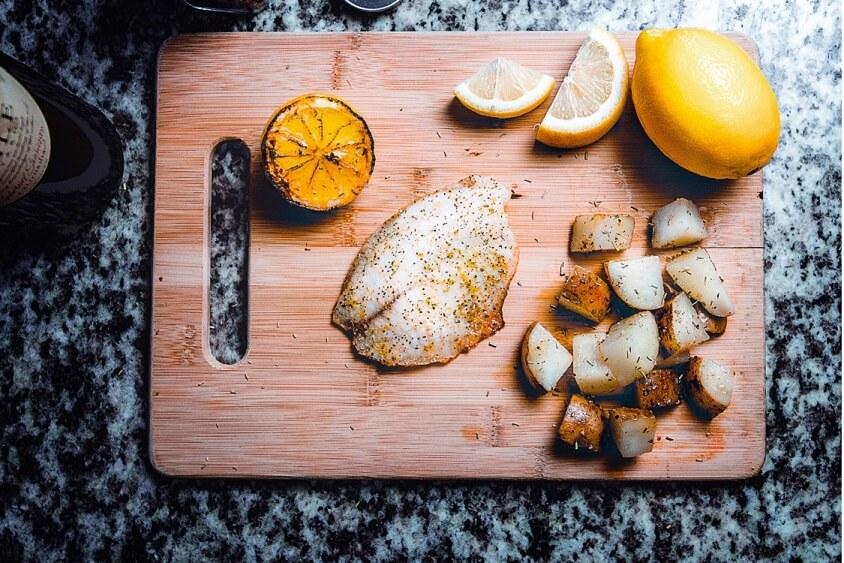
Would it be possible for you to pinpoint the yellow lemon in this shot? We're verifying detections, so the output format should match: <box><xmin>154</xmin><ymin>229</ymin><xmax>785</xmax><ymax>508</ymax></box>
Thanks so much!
<box><xmin>263</xmin><ymin>94</ymin><xmax>374</xmax><ymax>211</ymax></box>
<box><xmin>632</xmin><ymin>28</ymin><xmax>780</xmax><ymax>179</ymax></box>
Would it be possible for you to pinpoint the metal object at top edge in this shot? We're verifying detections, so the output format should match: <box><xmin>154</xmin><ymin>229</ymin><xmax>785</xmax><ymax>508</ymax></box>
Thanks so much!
<box><xmin>344</xmin><ymin>0</ymin><xmax>403</xmax><ymax>13</ymax></box>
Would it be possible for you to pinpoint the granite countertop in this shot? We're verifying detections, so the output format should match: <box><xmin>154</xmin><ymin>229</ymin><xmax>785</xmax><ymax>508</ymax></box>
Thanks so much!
<box><xmin>0</xmin><ymin>0</ymin><xmax>840</xmax><ymax>560</ymax></box>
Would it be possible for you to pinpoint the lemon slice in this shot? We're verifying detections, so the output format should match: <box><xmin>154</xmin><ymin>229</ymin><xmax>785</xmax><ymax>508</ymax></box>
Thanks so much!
<box><xmin>536</xmin><ymin>29</ymin><xmax>629</xmax><ymax>148</ymax></box>
<box><xmin>454</xmin><ymin>57</ymin><xmax>555</xmax><ymax>119</ymax></box>
<box><xmin>262</xmin><ymin>94</ymin><xmax>375</xmax><ymax>211</ymax></box>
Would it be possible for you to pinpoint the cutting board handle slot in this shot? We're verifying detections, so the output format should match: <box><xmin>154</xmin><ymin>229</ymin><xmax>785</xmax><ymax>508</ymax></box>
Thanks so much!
<box><xmin>208</xmin><ymin>138</ymin><xmax>251</xmax><ymax>365</ymax></box>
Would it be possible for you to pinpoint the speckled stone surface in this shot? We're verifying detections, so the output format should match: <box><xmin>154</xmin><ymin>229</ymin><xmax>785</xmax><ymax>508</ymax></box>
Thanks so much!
<box><xmin>0</xmin><ymin>0</ymin><xmax>840</xmax><ymax>560</ymax></box>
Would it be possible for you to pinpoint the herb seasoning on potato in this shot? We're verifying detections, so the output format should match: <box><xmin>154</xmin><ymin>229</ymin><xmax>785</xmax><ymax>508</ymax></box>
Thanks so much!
<box><xmin>686</xmin><ymin>357</ymin><xmax>735</xmax><ymax>418</ymax></box>
<box><xmin>635</xmin><ymin>369</ymin><xmax>681</xmax><ymax>410</ymax></box>
<box><xmin>557</xmin><ymin>266</ymin><xmax>612</xmax><ymax>323</ymax></box>
<box><xmin>606</xmin><ymin>407</ymin><xmax>657</xmax><ymax>458</ymax></box>
<box><xmin>558</xmin><ymin>394</ymin><xmax>604</xmax><ymax>452</ymax></box>
<box><xmin>521</xmin><ymin>322</ymin><xmax>572</xmax><ymax>393</ymax></box>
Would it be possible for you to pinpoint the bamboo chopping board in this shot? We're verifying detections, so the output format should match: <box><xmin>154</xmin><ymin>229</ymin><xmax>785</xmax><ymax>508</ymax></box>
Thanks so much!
<box><xmin>151</xmin><ymin>32</ymin><xmax>765</xmax><ymax>480</ymax></box>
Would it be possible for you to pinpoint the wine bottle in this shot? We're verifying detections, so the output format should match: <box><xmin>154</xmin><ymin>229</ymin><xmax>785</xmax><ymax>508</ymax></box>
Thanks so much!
<box><xmin>0</xmin><ymin>52</ymin><xmax>124</xmax><ymax>232</ymax></box>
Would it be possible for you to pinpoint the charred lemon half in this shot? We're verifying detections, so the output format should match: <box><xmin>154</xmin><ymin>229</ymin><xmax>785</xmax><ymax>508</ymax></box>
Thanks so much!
<box><xmin>262</xmin><ymin>94</ymin><xmax>375</xmax><ymax>211</ymax></box>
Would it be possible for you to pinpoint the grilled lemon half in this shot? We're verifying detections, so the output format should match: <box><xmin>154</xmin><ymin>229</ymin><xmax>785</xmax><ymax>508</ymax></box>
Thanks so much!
<box><xmin>262</xmin><ymin>94</ymin><xmax>375</xmax><ymax>211</ymax></box>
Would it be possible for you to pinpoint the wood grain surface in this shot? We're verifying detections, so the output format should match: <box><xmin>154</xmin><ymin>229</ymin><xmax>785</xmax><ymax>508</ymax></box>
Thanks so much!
<box><xmin>151</xmin><ymin>31</ymin><xmax>765</xmax><ymax>479</ymax></box>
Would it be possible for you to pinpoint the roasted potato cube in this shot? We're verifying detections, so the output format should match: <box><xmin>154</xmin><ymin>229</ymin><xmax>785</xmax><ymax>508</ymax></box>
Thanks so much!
<box><xmin>696</xmin><ymin>306</ymin><xmax>728</xmax><ymax>337</ymax></box>
<box><xmin>686</xmin><ymin>356</ymin><xmax>735</xmax><ymax>418</ymax></box>
<box><xmin>651</xmin><ymin>198</ymin><xmax>707</xmax><ymax>249</ymax></box>
<box><xmin>662</xmin><ymin>280</ymin><xmax>680</xmax><ymax>300</ymax></box>
<box><xmin>557</xmin><ymin>266</ymin><xmax>612</xmax><ymax>323</ymax></box>
<box><xmin>605</xmin><ymin>255</ymin><xmax>665</xmax><ymax>310</ymax></box>
<box><xmin>570</xmin><ymin>214</ymin><xmax>634</xmax><ymax>252</ymax></box>
<box><xmin>635</xmin><ymin>369</ymin><xmax>681</xmax><ymax>410</ymax></box>
<box><xmin>657</xmin><ymin>292</ymin><xmax>710</xmax><ymax>355</ymax></box>
<box><xmin>607</xmin><ymin>407</ymin><xmax>657</xmax><ymax>458</ymax></box>
<box><xmin>666</xmin><ymin>248</ymin><xmax>734</xmax><ymax>317</ymax></box>
<box><xmin>655</xmin><ymin>350</ymin><xmax>691</xmax><ymax>369</ymax></box>
<box><xmin>521</xmin><ymin>322</ymin><xmax>573</xmax><ymax>393</ymax></box>
<box><xmin>558</xmin><ymin>394</ymin><xmax>604</xmax><ymax>452</ymax></box>
<box><xmin>598</xmin><ymin>311</ymin><xmax>659</xmax><ymax>387</ymax></box>
<box><xmin>572</xmin><ymin>332</ymin><xmax>618</xmax><ymax>395</ymax></box>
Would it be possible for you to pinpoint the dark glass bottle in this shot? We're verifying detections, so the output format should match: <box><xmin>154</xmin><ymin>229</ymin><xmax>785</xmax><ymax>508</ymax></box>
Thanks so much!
<box><xmin>0</xmin><ymin>52</ymin><xmax>124</xmax><ymax>232</ymax></box>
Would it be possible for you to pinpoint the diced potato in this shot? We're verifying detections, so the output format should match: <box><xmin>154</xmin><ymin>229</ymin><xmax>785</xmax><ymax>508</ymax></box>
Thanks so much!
<box><xmin>662</xmin><ymin>281</ymin><xmax>680</xmax><ymax>300</ymax></box>
<box><xmin>696</xmin><ymin>306</ymin><xmax>728</xmax><ymax>337</ymax></box>
<box><xmin>557</xmin><ymin>266</ymin><xmax>612</xmax><ymax>323</ymax></box>
<box><xmin>521</xmin><ymin>322</ymin><xmax>573</xmax><ymax>393</ymax></box>
<box><xmin>635</xmin><ymin>369</ymin><xmax>681</xmax><ymax>410</ymax></box>
<box><xmin>655</xmin><ymin>350</ymin><xmax>691</xmax><ymax>368</ymax></box>
<box><xmin>607</xmin><ymin>407</ymin><xmax>657</xmax><ymax>458</ymax></box>
<box><xmin>598</xmin><ymin>311</ymin><xmax>659</xmax><ymax>387</ymax></box>
<box><xmin>604</xmin><ymin>256</ymin><xmax>665</xmax><ymax>310</ymax></box>
<box><xmin>570</xmin><ymin>214</ymin><xmax>634</xmax><ymax>252</ymax></box>
<box><xmin>657</xmin><ymin>292</ymin><xmax>710</xmax><ymax>355</ymax></box>
<box><xmin>610</xmin><ymin>293</ymin><xmax>638</xmax><ymax>319</ymax></box>
<box><xmin>686</xmin><ymin>357</ymin><xmax>735</xmax><ymax>418</ymax></box>
<box><xmin>572</xmin><ymin>332</ymin><xmax>618</xmax><ymax>395</ymax></box>
<box><xmin>558</xmin><ymin>394</ymin><xmax>604</xmax><ymax>452</ymax></box>
<box><xmin>651</xmin><ymin>198</ymin><xmax>707</xmax><ymax>249</ymax></box>
<box><xmin>666</xmin><ymin>248</ymin><xmax>735</xmax><ymax>317</ymax></box>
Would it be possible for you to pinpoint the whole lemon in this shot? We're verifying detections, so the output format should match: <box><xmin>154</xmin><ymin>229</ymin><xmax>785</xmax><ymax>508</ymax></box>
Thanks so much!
<box><xmin>632</xmin><ymin>28</ymin><xmax>780</xmax><ymax>179</ymax></box>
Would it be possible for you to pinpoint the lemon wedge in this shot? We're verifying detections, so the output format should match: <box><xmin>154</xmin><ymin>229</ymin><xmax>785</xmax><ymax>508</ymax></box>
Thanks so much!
<box><xmin>536</xmin><ymin>29</ymin><xmax>629</xmax><ymax>148</ymax></box>
<box><xmin>454</xmin><ymin>57</ymin><xmax>555</xmax><ymax>119</ymax></box>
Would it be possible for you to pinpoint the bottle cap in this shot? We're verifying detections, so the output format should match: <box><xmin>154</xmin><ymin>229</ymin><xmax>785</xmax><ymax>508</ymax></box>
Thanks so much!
<box><xmin>343</xmin><ymin>0</ymin><xmax>402</xmax><ymax>12</ymax></box>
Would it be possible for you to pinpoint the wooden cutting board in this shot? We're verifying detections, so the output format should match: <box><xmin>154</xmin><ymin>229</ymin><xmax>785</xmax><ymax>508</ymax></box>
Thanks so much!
<box><xmin>151</xmin><ymin>32</ymin><xmax>765</xmax><ymax>479</ymax></box>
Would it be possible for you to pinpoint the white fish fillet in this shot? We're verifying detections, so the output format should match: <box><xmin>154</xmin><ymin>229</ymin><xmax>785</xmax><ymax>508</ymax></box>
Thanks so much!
<box><xmin>333</xmin><ymin>175</ymin><xmax>519</xmax><ymax>366</ymax></box>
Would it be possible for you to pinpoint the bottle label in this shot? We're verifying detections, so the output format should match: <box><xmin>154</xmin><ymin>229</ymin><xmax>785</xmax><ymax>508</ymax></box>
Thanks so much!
<box><xmin>0</xmin><ymin>67</ymin><xmax>51</xmax><ymax>206</ymax></box>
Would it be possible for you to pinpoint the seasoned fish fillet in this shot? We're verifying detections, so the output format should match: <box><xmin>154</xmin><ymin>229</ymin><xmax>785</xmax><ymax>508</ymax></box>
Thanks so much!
<box><xmin>333</xmin><ymin>175</ymin><xmax>519</xmax><ymax>366</ymax></box>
